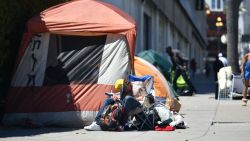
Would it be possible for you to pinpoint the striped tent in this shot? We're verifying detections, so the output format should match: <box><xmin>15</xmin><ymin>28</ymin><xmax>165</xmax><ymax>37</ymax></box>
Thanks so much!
<box><xmin>3</xmin><ymin>0</ymin><xmax>136</xmax><ymax>127</ymax></box>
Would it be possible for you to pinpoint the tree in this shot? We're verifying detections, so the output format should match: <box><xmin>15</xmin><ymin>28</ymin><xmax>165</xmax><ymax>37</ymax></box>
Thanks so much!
<box><xmin>0</xmin><ymin>0</ymin><xmax>69</xmax><ymax>121</ymax></box>
<box><xmin>226</xmin><ymin>0</ymin><xmax>242</xmax><ymax>73</ymax></box>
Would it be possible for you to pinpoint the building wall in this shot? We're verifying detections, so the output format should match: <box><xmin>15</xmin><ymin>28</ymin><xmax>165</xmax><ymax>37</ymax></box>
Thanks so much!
<box><xmin>238</xmin><ymin>0</ymin><xmax>250</xmax><ymax>61</ymax></box>
<box><xmin>206</xmin><ymin>0</ymin><xmax>225</xmax><ymax>11</ymax></box>
<box><xmin>240</xmin><ymin>0</ymin><xmax>250</xmax><ymax>34</ymax></box>
<box><xmin>103</xmin><ymin>0</ymin><xmax>207</xmax><ymax>73</ymax></box>
<box><xmin>180</xmin><ymin>0</ymin><xmax>207</xmax><ymax>43</ymax></box>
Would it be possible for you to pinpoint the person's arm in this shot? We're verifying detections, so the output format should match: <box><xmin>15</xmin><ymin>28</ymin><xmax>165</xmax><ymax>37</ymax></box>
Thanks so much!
<box><xmin>135</xmin><ymin>95</ymin><xmax>145</xmax><ymax>101</ymax></box>
<box><xmin>241</xmin><ymin>55</ymin><xmax>248</xmax><ymax>74</ymax></box>
<box><xmin>112</xmin><ymin>92</ymin><xmax>120</xmax><ymax>101</ymax></box>
<box><xmin>241</xmin><ymin>62</ymin><xmax>244</xmax><ymax>75</ymax></box>
<box><xmin>133</xmin><ymin>88</ymin><xmax>146</xmax><ymax>101</ymax></box>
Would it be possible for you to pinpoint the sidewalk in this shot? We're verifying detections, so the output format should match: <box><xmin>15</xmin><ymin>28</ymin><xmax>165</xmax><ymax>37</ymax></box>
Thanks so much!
<box><xmin>1</xmin><ymin>74</ymin><xmax>250</xmax><ymax>141</ymax></box>
<box><xmin>190</xmin><ymin>73</ymin><xmax>216</xmax><ymax>95</ymax></box>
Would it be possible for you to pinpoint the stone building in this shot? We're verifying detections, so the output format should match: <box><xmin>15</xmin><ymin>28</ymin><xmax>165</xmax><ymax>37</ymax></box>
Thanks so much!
<box><xmin>103</xmin><ymin>0</ymin><xmax>207</xmax><ymax>72</ymax></box>
<box><xmin>239</xmin><ymin>0</ymin><xmax>250</xmax><ymax>62</ymax></box>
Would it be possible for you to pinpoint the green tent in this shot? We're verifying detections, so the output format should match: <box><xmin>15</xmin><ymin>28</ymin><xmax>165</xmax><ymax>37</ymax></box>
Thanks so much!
<box><xmin>138</xmin><ymin>49</ymin><xmax>172</xmax><ymax>81</ymax></box>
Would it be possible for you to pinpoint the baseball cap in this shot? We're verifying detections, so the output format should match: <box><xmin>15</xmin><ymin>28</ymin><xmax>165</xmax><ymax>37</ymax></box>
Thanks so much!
<box><xmin>218</xmin><ymin>53</ymin><xmax>223</xmax><ymax>57</ymax></box>
<box><xmin>115</xmin><ymin>79</ymin><xmax>124</xmax><ymax>92</ymax></box>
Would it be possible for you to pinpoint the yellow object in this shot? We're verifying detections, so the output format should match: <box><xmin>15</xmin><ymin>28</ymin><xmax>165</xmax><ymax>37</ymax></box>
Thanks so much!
<box><xmin>176</xmin><ymin>75</ymin><xmax>187</xmax><ymax>88</ymax></box>
<box><xmin>115</xmin><ymin>79</ymin><xmax>124</xmax><ymax>92</ymax></box>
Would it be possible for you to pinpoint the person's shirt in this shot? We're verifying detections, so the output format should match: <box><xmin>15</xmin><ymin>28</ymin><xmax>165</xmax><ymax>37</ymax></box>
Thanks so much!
<box><xmin>168</xmin><ymin>54</ymin><xmax>178</xmax><ymax>70</ymax></box>
<box><xmin>219</xmin><ymin>56</ymin><xmax>228</xmax><ymax>67</ymax></box>
<box><xmin>119</xmin><ymin>84</ymin><xmax>133</xmax><ymax>101</ymax></box>
<box><xmin>213</xmin><ymin>58</ymin><xmax>224</xmax><ymax>80</ymax></box>
<box><xmin>213</xmin><ymin>58</ymin><xmax>224</xmax><ymax>72</ymax></box>
<box><xmin>241</xmin><ymin>53</ymin><xmax>250</xmax><ymax>73</ymax></box>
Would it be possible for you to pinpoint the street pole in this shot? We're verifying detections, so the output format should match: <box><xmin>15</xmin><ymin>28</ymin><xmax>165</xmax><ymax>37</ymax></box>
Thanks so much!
<box><xmin>216</xmin><ymin>17</ymin><xmax>223</xmax><ymax>54</ymax></box>
<box><xmin>217</xmin><ymin>27</ymin><xmax>221</xmax><ymax>53</ymax></box>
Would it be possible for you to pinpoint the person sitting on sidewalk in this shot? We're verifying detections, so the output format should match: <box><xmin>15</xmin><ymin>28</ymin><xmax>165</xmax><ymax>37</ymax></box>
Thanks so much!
<box><xmin>84</xmin><ymin>79</ymin><xmax>144</xmax><ymax>131</ymax></box>
<box><xmin>241</xmin><ymin>52</ymin><xmax>250</xmax><ymax>106</ymax></box>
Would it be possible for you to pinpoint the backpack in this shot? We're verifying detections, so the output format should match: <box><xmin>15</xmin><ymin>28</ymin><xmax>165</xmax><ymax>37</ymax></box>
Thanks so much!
<box><xmin>99</xmin><ymin>102</ymin><xmax>124</xmax><ymax>131</ymax></box>
<box><xmin>133</xmin><ymin>106</ymin><xmax>161</xmax><ymax>131</ymax></box>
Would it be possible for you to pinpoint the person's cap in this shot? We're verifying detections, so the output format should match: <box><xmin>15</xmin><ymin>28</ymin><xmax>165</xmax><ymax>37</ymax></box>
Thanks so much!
<box><xmin>115</xmin><ymin>79</ymin><xmax>124</xmax><ymax>92</ymax></box>
<box><xmin>218</xmin><ymin>53</ymin><xmax>223</xmax><ymax>57</ymax></box>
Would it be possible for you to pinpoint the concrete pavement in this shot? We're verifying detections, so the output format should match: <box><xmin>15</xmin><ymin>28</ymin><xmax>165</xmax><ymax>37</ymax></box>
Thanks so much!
<box><xmin>1</xmin><ymin>73</ymin><xmax>250</xmax><ymax>141</ymax></box>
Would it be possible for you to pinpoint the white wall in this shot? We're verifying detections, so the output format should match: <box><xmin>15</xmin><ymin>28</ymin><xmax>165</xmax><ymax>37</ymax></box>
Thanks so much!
<box><xmin>238</xmin><ymin>0</ymin><xmax>250</xmax><ymax>59</ymax></box>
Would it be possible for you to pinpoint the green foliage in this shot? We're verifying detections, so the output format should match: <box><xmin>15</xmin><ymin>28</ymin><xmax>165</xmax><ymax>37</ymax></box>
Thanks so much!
<box><xmin>0</xmin><ymin>0</ymin><xmax>69</xmax><ymax>122</ymax></box>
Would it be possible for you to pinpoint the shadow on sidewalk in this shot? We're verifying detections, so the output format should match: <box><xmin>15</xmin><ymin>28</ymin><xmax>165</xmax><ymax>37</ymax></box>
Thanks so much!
<box><xmin>0</xmin><ymin>126</ymin><xmax>81</xmax><ymax>138</ymax></box>
<box><xmin>190</xmin><ymin>73</ymin><xmax>215</xmax><ymax>95</ymax></box>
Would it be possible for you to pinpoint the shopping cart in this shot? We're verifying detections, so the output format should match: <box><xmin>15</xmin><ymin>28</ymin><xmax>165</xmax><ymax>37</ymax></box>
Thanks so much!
<box><xmin>217</xmin><ymin>66</ymin><xmax>232</xmax><ymax>100</ymax></box>
<box><xmin>230</xmin><ymin>74</ymin><xmax>243</xmax><ymax>98</ymax></box>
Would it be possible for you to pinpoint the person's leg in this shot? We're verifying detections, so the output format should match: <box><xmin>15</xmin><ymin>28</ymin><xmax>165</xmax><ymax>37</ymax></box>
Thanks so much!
<box><xmin>242</xmin><ymin>79</ymin><xmax>248</xmax><ymax>99</ymax></box>
<box><xmin>242</xmin><ymin>79</ymin><xmax>249</xmax><ymax>106</ymax></box>
<box><xmin>215</xmin><ymin>82</ymin><xmax>218</xmax><ymax>100</ymax></box>
<box><xmin>242</xmin><ymin>61</ymin><xmax>250</xmax><ymax>106</ymax></box>
<box><xmin>123</xmin><ymin>96</ymin><xmax>142</xmax><ymax>124</ymax></box>
<box><xmin>95</xmin><ymin>98</ymin><xmax>115</xmax><ymax>125</ymax></box>
<box><xmin>84</xmin><ymin>98</ymin><xmax>115</xmax><ymax>131</ymax></box>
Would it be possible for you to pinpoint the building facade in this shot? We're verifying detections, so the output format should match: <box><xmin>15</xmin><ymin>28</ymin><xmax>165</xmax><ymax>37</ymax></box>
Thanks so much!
<box><xmin>205</xmin><ymin>0</ymin><xmax>227</xmax><ymax>59</ymax></box>
<box><xmin>206</xmin><ymin>0</ymin><xmax>250</xmax><ymax>65</ymax></box>
<box><xmin>103</xmin><ymin>0</ymin><xmax>207</xmax><ymax>73</ymax></box>
<box><xmin>239</xmin><ymin>0</ymin><xmax>250</xmax><ymax>63</ymax></box>
<box><xmin>206</xmin><ymin>0</ymin><xmax>225</xmax><ymax>11</ymax></box>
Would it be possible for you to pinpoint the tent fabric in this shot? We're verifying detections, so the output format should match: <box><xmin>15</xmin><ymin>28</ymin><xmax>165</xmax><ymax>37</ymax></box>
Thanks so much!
<box><xmin>3</xmin><ymin>111</ymin><xmax>97</xmax><ymax>127</ymax></box>
<box><xmin>12</xmin><ymin>34</ymin><xmax>130</xmax><ymax>86</ymax></box>
<box><xmin>24</xmin><ymin>0</ymin><xmax>136</xmax><ymax>65</ymax></box>
<box><xmin>98</xmin><ymin>34</ymin><xmax>131</xmax><ymax>84</ymax></box>
<box><xmin>27</xmin><ymin>0</ymin><xmax>135</xmax><ymax>33</ymax></box>
<box><xmin>11</xmin><ymin>33</ymin><xmax>50</xmax><ymax>86</ymax></box>
<box><xmin>138</xmin><ymin>50</ymin><xmax>172</xmax><ymax>81</ymax></box>
<box><xmin>4</xmin><ymin>34</ymin><xmax>131</xmax><ymax>127</ymax></box>
<box><xmin>4</xmin><ymin>0</ymin><xmax>136</xmax><ymax>127</ymax></box>
<box><xmin>134</xmin><ymin>56</ymin><xmax>176</xmax><ymax>110</ymax></box>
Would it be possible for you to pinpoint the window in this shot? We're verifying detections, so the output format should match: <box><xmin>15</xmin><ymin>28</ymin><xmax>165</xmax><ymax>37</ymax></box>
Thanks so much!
<box><xmin>211</xmin><ymin>0</ymin><xmax>216</xmax><ymax>9</ymax></box>
<box><xmin>217</xmin><ymin>0</ymin><xmax>221</xmax><ymax>9</ymax></box>
<box><xmin>223</xmin><ymin>0</ymin><xmax>226</xmax><ymax>5</ymax></box>
<box><xmin>196</xmin><ymin>0</ymin><xmax>205</xmax><ymax>10</ymax></box>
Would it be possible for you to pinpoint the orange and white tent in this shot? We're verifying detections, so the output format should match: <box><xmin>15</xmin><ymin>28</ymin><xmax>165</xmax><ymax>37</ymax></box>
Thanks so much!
<box><xmin>3</xmin><ymin>0</ymin><xmax>136</xmax><ymax>127</ymax></box>
<box><xmin>134</xmin><ymin>56</ymin><xmax>176</xmax><ymax>110</ymax></box>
